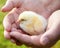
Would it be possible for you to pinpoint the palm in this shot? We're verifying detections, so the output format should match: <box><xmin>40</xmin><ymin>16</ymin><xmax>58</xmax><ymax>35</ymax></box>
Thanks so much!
<box><xmin>3</xmin><ymin>0</ymin><xmax>60</xmax><ymax>48</ymax></box>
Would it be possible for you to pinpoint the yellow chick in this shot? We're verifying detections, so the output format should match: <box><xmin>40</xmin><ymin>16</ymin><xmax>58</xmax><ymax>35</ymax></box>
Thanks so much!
<box><xmin>17</xmin><ymin>11</ymin><xmax>47</xmax><ymax>35</ymax></box>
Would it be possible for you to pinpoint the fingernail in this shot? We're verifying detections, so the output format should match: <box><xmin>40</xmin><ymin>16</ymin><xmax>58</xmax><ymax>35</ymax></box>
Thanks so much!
<box><xmin>11</xmin><ymin>39</ymin><xmax>16</xmax><ymax>43</ymax></box>
<box><xmin>40</xmin><ymin>37</ymin><xmax>50</xmax><ymax>45</ymax></box>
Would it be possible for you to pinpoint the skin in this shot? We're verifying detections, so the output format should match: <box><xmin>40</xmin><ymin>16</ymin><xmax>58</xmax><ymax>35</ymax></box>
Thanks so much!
<box><xmin>1</xmin><ymin>0</ymin><xmax>60</xmax><ymax>48</ymax></box>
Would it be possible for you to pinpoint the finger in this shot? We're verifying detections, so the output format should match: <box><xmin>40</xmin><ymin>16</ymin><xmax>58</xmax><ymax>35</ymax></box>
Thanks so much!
<box><xmin>1</xmin><ymin>0</ymin><xmax>14</xmax><ymax>12</ymax></box>
<box><xmin>10</xmin><ymin>31</ymin><xmax>33</xmax><ymax>46</ymax></box>
<box><xmin>40</xmin><ymin>23</ymin><xmax>60</xmax><ymax>46</ymax></box>
<box><xmin>40</xmin><ymin>10</ymin><xmax>60</xmax><ymax>46</ymax></box>
<box><xmin>4</xmin><ymin>30</ymin><xmax>10</xmax><ymax>39</ymax></box>
<box><xmin>47</xmin><ymin>10</ymin><xmax>60</xmax><ymax>30</ymax></box>
<box><xmin>3</xmin><ymin>8</ymin><xmax>20</xmax><ymax>32</ymax></box>
<box><xmin>10</xmin><ymin>32</ymin><xmax>31</xmax><ymax>44</ymax></box>
<box><xmin>10</xmin><ymin>32</ymin><xmax>43</xmax><ymax>47</ymax></box>
<box><xmin>10</xmin><ymin>32</ymin><xmax>37</xmax><ymax>46</ymax></box>
<box><xmin>1</xmin><ymin>0</ymin><xmax>23</xmax><ymax>12</ymax></box>
<box><xmin>3</xmin><ymin>13</ymin><xmax>14</xmax><ymax>32</ymax></box>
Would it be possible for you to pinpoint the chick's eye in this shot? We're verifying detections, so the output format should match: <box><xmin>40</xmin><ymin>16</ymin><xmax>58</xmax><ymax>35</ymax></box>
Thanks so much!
<box><xmin>21</xmin><ymin>19</ymin><xmax>26</xmax><ymax>21</ymax></box>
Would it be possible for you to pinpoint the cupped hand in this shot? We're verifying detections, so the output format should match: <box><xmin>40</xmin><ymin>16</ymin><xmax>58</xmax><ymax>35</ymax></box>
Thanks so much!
<box><xmin>2</xmin><ymin>0</ymin><xmax>60</xmax><ymax>48</ymax></box>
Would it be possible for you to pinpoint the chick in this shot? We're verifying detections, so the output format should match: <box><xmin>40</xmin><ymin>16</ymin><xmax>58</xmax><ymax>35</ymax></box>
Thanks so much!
<box><xmin>17</xmin><ymin>11</ymin><xmax>47</xmax><ymax>35</ymax></box>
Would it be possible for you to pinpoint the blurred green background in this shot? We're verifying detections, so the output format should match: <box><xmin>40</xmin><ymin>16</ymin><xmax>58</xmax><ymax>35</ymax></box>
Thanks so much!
<box><xmin>0</xmin><ymin>0</ymin><xmax>60</xmax><ymax>48</ymax></box>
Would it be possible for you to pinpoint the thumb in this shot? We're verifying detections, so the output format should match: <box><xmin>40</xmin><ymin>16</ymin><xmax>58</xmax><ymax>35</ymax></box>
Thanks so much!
<box><xmin>40</xmin><ymin>24</ymin><xmax>60</xmax><ymax>46</ymax></box>
<box><xmin>40</xmin><ymin>10</ymin><xmax>60</xmax><ymax>46</ymax></box>
<box><xmin>1</xmin><ymin>0</ymin><xmax>14</xmax><ymax>12</ymax></box>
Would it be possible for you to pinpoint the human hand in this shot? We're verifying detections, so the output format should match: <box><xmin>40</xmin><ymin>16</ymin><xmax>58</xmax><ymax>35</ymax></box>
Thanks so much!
<box><xmin>2</xmin><ymin>0</ymin><xmax>60</xmax><ymax>18</ymax></box>
<box><xmin>2</xmin><ymin>0</ymin><xmax>60</xmax><ymax>48</ymax></box>
<box><xmin>4</xmin><ymin>10</ymin><xmax>60</xmax><ymax>48</ymax></box>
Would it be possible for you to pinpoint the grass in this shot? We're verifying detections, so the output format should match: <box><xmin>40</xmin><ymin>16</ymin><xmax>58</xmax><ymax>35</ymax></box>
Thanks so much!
<box><xmin>0</xmin><ymin>0</ymin><xmax>60</xmax><ymax>48</ymax></box>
